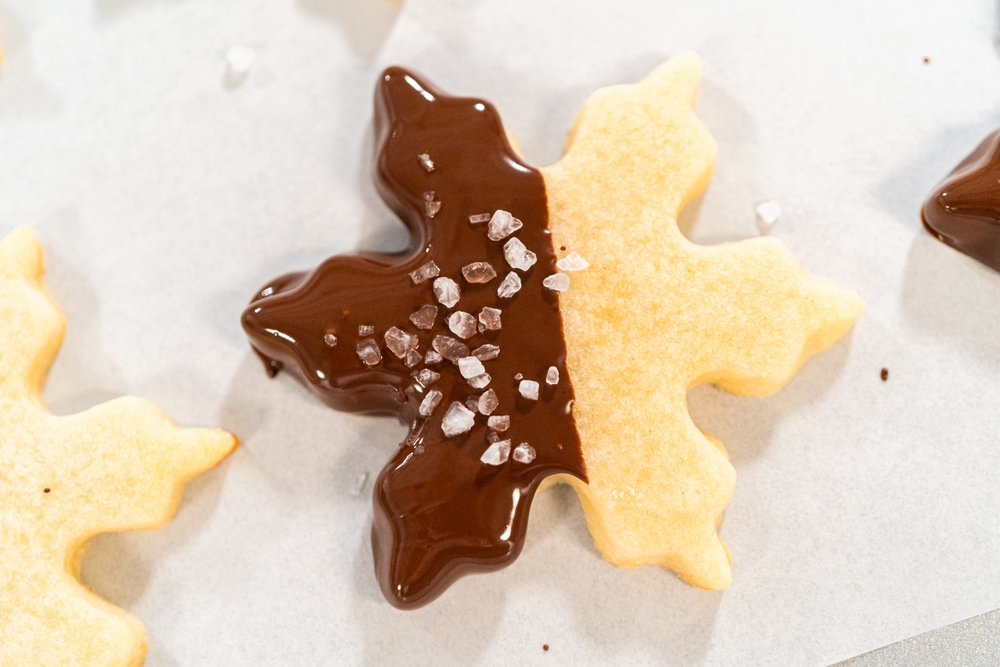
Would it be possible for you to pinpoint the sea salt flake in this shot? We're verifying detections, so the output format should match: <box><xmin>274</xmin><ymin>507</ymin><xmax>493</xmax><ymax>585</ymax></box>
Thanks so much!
<box><xmin>487</xmin><ymin>210</ymin><xmax>523</xmax><ymax>241</ymax></box>
<box><xmin>466</xmin><ymin>396</ymin><xmax>481</xmax><ymax>412</ymax></box>
<box><xmin>478</xmin><ymin>307</ymin><xmax>501</xmax><ymax>330</ymax></box>
<box><xmin>384</xmin><ymin>326</ymin><xmax>418</xmax><ymax>359</ymax></box>
<box><xmin>755</xmin><ymin>200</ymin><xmax>782</xmax><ymax>235</ymax></box>
<box><xmin>424</xmin><ymin>350</ymin><xmax>443</xmax><ymax>365</ymax></box>
<box><xmin>433</xmin><ymin>277</ymin><xmax>461</xmax><ymax>308</ymax></box>
<box><xmin>418</xmin><ymin>153</ymin><xmax>435</xmax><ymax>172</ymax></box>
<box><xmin>418</xmin><ymin>390</ymin><xmax>443</xmax><ymax>417</ymax></box>
<box><xmin>503</xmin><ymin>237</ymin><xmax>537</xmax><ymax>271</ymax></box>
<box><xmin>512</xmin><ymin>443</ymin><xmax>536</xmax><ymax>464</ymax></box>
<box><xmin>480</xmin><ymin>440</ymin><xmax>511</xmax><ymax>466</ymax></box>
<box><xmin>478</xmin><ymin>322</ymin><xmax>486</xmax><ymax>333</ymax></box>
<box><xmin>487</xmin><ymin>415</ymin><xmax>510</xmax><ymax>431</ymax></box>
<box><xmin>441</xmin><ymin>402</ymin><xmax>476</xmax><ymax>437</ymax></box>
<box><xmin>467</xmin><ymin>373</ymin><xmax>492</xmax><ymax>389</ymax></box>
<box><xmin>542</xmin><ymin>273</ymin><xmax>570</xmax><ymax>292</ymax></box>
<box><xmin>556</xmin><ymin>251</ymin><xmax>590</xmax><ymax>271</ymax></box>
<box><xmin>405</xmin><ymin>350</ymin><xmax>422</xmax><ymax>368</ymax></box>
<box><xmin>425</xmin><ymin>199</ymin><xmax>442</xmax><ymax>218</ymax></box>
<box><xmin>447</xmin><ymin>311</ymin><xmax>478</xmax><ymax>339</ymax></box>
<box><xmin>323</xmin><ymin>333</ymin><xmax>338</xmax><ymax>347</ymax></box>
<box><xmin>519</xmin><ymin>379</ymin><xmax>540</xmax><ymax>400</ymax></box>
<box><xmin>469</xmin><ymin>213</ymin><xmax>492</xmax><ymax>224</ymax></box>
<box><xmin>478</xmin><ymin>389</ymin><xmax>499</xmax><ymax>415</ymax></box>
<box><xmin>545</xmin><ymin>366</ymin><xmax>559</xmax><ymax>385</ymax></box>
<box><xmin>458</xmin><ymin>356</ymin><xmax>486</xmax><ymax>379</ymax></box>
<box><xmin>356</xmin><ymin>339</ymin><xmax>382</xmax><ymax>366</ymax></box>
<box><xmin>514</xmin><ymin>373</ymin><xmax>523</xmax><ymax>381</ymax></box>
<box><xmin>409</xmin><ymin>261</ymin><xmax>440</xmax><ymax>284</ymax></box>
<box><xmin>471</xmin><ymin>344</ymin><xmax>500</xmax><ymax>361</ymax></box>
<box><xmin>409</xmin><ymin>304</ymin><xmax>438</xmax><ymax>330</ymax></box>
<box><xmin>461</xmin><ymin>262</ymin><xmax>497</xmax><ymax>284</ymax></box>
<box><xmin>497</xmin><ymin>272</ymin><xmax>522</xmax><ymax>298</ymax></box>
<box><xmin>358</xmin><ymin>324</ymin><xmax>375</xmax><ymax>336</ymax></box>
<box><xmin>432</xmin><ymin>335</ymin><xmax>469</xmax><ymax>362</ymax></box>
<box><xmin>412</xmin><ymin>368</ymin><xmax>441</xmax><ymax>388</ymax></box>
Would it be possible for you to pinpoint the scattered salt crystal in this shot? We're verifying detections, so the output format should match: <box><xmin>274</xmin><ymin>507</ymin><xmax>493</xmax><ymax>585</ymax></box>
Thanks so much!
<box><xmin>514</xmin><ymin>373</ymin><xmax>523</xmax><ymax>381</ymax></box>
<box><xmin>519</xmin><ymin>379</ymin><xmax>540</xmax><ymax>400</ymax></box>
<box><xmin>418</xmin><ymin>390</ymin><xmax>443</xmax><ymax>417</ymax></box>
<box><xmin>323</xmin><ymin>333</ymin><xmax>338</xmax><ymax>347</ymax></box>
<box><xmin>358</xmin><ymin>324</ymin><xmax>375</xmax><ymax>336</ymax></box>
<box><xmin>487</xmin><ymin>415</ymin><xmax>510</xmax><ymax>431</ymax></box>
<box><xmin>384</xmin><ymin>326</ymin><xmax>418</xmax><ymax>358</ymax></box>
<box><xmin>224</xmin><ymin>46</ymin><xmax>257</xmax><ymax>83</ymax></box>
<box><xmin>412</xmin><ymin>368</ymin><xmax>441</xmax><ymax>388</ymax></box>
<box><xmin>418</xmin><ymin>153</ymin><xmax>435</xmax><ymax>172</ymax></box>
<box><xmin>542</xmin><ymin>273</ymin><xmax>570</xmax><ymax>292</ymax></box>
<box><xmin>556</xmin><ymin>251</ymin><xmax>589</xmax><ymax>271</ymax></box>
<box><xmin>480</xmin><ymin>439</ymin><xmax>511</xmax><ymax>466</ymax></box>
<box><xmin>409</xmin><ymin>304</ymin><xmax>438</xmax><ymax>330</ymax></box>
<box><xmin>478</xmin><ymin>322</ymin><xmax>486</xmax><ymax>333</ymax></box>
<box><xmin>478</xmin><ymin>389</ymin><xmax>499</xmax><ymax>415</ymax></box>
<box><xmin>424</xmin><ymin>350</ymin><xmax>443</xmax><ymax>365</ymax></box>
<box><xmin>467</xmin><ymin>373</ymin><xmax>492</xmax><ymax>389</ymax></box>
<box><xmin>755</xmin><ymin>200</ymin><xmax>781</xmax><ymax>235</ymax></box>
<box><xmin>565</xmin><ymin>399</ymin><xmax>574</xmax><ymax>414</ymax></box>
<box><xmin>409</xmin><ymin>261</ymin><xmax>441</xmax><ymax>285</ymax></box>
<box><xmin>432</xmin><ymin>335</ymin><xmax>469</xmax><ymax>362</ymax></box>
<box><xmin>497</xmin><ymin>272</ymin><xmax>522</xmax><ymax>298</ymax></box>
<box><xmin>433</xmin><ymin>277</ymin><xmax>461</xmax><ymax>308</ymax></box>
<box><xmin>425</xmin><ymin>199</ymin><xmax>442</xmax><ymax>218</ymax></box>
<box><xmin>487</xmin><ymin>210</ymin><xmax>523</xmax><ymax>241</ymax></box>
<box><xmin>447</xmin><ymin>311</ymin><xmax>478</xmax><ymax>339</ymax></box>
<box><xmin>461</xmin><ymin>262</ymin><xmax>497</xmax><ymax>284</ymax></box>
<box><xmin>405</xmin><ymin>350</ymin><xmax>422</xmax><ymax>368</ymax></box>
<box><xmin>478</xmin><ymin>307</ymin><xmax>502</xmax><ymax>330</ymax></box>
<box><xmin>466</xmin><ymin>396</ymin><xmax>481</xmax><ymax>412</ymax></box>
<box><xmin>487</xmin><ymin>431</ymin><xmax>500</xmax><ymax>443</ymax></box>
<box><xmin>469</xmin><ymin>213</ymin><xmax>492</xmax><ymax>224</ymax></box>
<box><xmin>512</xmin><ymin>442</ymin><xmax>536</xmax><ymax>464</ymax></box>
<box><xmin>356</xmin><ymin>339</ymin><xmax>382</xmax><ymax>366</ymax></box>
<box><xmin>471</xmin><ymin>344</ymin><xmax>500</xmax><ymax>361</ymax></box>
<box><xmin>441</xmin><ymin>402</ymin><xmax>476</xmax><ymax>437</ymax></box>
<box><xmin>350</xmin><ymin>471</ymin><xmax>369</xmax><ymax>496</ymax></box>
<box><xmin>458</xmin><ymin>356</ymin><xmax>486</xmax><ymax>379</ymax></box>
<box><xmin>503</xmin><ymin>237</ymin><xmax>537</xmax><ymax>271</ymax></box>
<box><xmin>545</xmin><ymin>366</ymin><xmax>559</xmax><ymax>385</ymax></box>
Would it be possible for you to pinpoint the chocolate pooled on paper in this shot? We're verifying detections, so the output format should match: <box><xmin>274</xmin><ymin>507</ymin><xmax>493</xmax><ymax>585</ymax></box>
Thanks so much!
<box><xmin>922</xmin><ymin>129</ymin><xmax>1000</xmax><ymax>271</ymax></box>
<box><xmin>241</xmin><ymin>67</ymin><xmax>585</xmax><ymax>609</ymax></box>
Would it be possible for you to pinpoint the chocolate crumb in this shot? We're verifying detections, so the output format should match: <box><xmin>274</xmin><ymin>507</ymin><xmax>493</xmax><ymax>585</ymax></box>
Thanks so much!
<box><xmin>922</xmin><ymin>57</ymin><xmax>930</xmax><ymax>64</ymax></box>
<box><xmin>559</xmin><ymin>246</ymin><xmax>566</xmax><ymax>251</ymax></box>
<box><xmin>880</xmin><ymin>368</ymin><xmax>888</xmax><ymax>382</ymax></box>
<box><xmin>43</xmin><ymin>488</ymin><xmax>50</xmax><ymax>493</ymax></box>
<box><xmin>543</xmin><ymin>645</ymin><xmax>549</xmax><ymax>652</ymax></box>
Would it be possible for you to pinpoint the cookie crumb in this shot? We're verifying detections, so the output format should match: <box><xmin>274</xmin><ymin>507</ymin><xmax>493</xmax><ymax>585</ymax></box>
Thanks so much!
<box><xmin>880</xmin><ymin>367</ymin><xmax>889</xmax><ymax>382</ymax></box>
<box><xmin>43</xmin><ymin>488</ymin><xmax>50</xmax><ymax>494</ymax></box>
<box><xmin>543</xmin><ymin>644</ymin><xmax>549</xmax><ymax>652</ymax></box>
<box><xmin>923</xmin><ymin>56</ymin><xmax>930</xmax><ymax>64</ymax></box>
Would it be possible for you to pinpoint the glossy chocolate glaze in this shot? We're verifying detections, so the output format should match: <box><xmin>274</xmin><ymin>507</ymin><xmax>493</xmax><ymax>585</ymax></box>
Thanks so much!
<box><xmin>242</xmin><ymin>67</ymin><xmax>586</xmax><ymax>608</ymax></box>
<box><xmin>922</xmin><ymin>129</ymin><xmax>1000</xmax><ymax>271</ymax></box>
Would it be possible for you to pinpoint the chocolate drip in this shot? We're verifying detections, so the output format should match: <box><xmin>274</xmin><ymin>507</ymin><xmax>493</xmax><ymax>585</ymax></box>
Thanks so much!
<box><xmin>922</xmin><ymin>129</ymin><xmax>1000</xmax><ymax>271</ymax></box>
<box><xmin>241</xmin><ymin>67</ymin><xmax>586</xmax><ymax>608</ymax></box>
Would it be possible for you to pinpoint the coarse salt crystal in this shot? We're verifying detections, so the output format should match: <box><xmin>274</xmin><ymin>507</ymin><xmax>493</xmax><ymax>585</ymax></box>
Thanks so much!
<box><xmin>405</xmin><ymin>350</ymin><xmax>422</xmax><ymax>368</ymax></box>
<box><xmin>412</xmin><ymin>368</ymin><xmax>441</xmax><ymax>388</ymax></box>
<box><xmin>542</xmin><ymin>273</ymin><xmax>570</xmax><ymax>292</ymax></box>
<box><xmin>433</xmin><ymin>277</ymin><xmax>461</xmax><ymax>308</ymax></box>
<box><xmin>462</xmin><ymin>262</ymin><xmax>497</xmax><ymax>284</ymax></box>
<box><xmin>755</xmin><ymin>200</ymin><xmax>781</xmax><ymax>235</ymax></box>
<box><xmin>512</xmin><ymin>442</ymin><xmax>536</xmax><ymax>464</ymax></box>
<box><xmin>478</xmin><ymin>307</ymin><xmax>501</xmax><ymax>330</ymax></box>
<box><xmin>480</xmin><ymin>439</ymin><xmax>511</xmax><ymax>466</ymax></box>
<box><xmin>545</xmin><ymin>366</ymin><xmax>559</xmax><ymax>385</ymax></box>
<box><xmin>323</xmin><ymin>332</ymin><xmax>338</xmax><ymax>347</ymax></box>
<box><xmin>487</xmin><ymin>415</ymin><xmax>509</xmax><ymax>431</ymax></box>
<box><xmin>225</xmin><ymin>46</ymin><xmax>257</xmax><ymax>78</ymax></box>
<box><xmin>471</xmin><ymin>344</ymin><xmax>500</xmax><ymax>361</ymax></box>
<box><xmin>384</xmin><ymin>326</ymin><xmax>418</xmax><ymax>359</ymax></box>
<box><xmin>487</xmin><ymin>431</ymin><xmax>500</xmax><ymax>444</ymax></box>
<box><xmin>466</xmin><ymin>396</ymin><xmax>480</xmax><ymax>412</ymax></box>
<box><xmin>447</xmin><ymin>311</ymin><xmax>478</xmax><ymax>340</ymax></box>
<box><xmin>503</xmin><ymin>237</ymin><xmax>537</xmax><ymax>271</ymax></box>
<box><xmin>458</xmin><ymin>356</ymin><xmax>486</xmax><ymax>379</ymax></box>
<box><xmin>419</xmin><ymin>390</ymin><xmax>443</xmax><ymax>417</ymax></box>
<box><xmin>467</xmin><ymin>373</ymin><xmax>492</xmax><ymax>389</ymax></box>
<box><xmin>409</xmin><ymin>261</ymin><xmax>440</xmax><ymax>285</ymax></box>
<box><xmin>418</xmin><ymin>153</ymin><xmax>435</xmax><ymax>172</ymax></box>
<box><xmin>519</xmin><ymin>379</ymin><xmax>540</xmax><ymax>400</ymax></box>
<box><xmin>487</xmin><ymin>210</ymin><xmax>523</xmax><ymax>241</ymax></box>
<box><xmin>432</xmin><ymin>335</ymin><xmax>469</xmax><ymax>362</ymax></box>
<box><xmin>425</xmin><ymin>199</ymin><xmax>442</xmax><ymax>218</ymax></box>
<box><xmin>497</xmin><ymin>272</ymin><xmax>522</xmax><ymax>298</ymax></box>
<box><xmin>356</xmin><ymin>339</ymin><xmax>381</xmax><ymax>366</ymax></box>
<box><xmin>409</xmin><ymin>304</ymin><xmax>438</xmax><ymax>330</ymax></box>
<box><xmin>469</xmin><ymin>213</ymin><xmax>491</xmax><ymax>224</ymax></box>
<box><xmin>478</xmin><ymin>389</ymin><xmax>499</xmax><ymax>415</ymax></box>
<box><xmin>424</xmin><ymin>350</ymin><xmax>443</xmax><ymax>365</ymax></box>
<box><xmin>358</xmin><ymin>324</ymin><xmax>375</xmax><ymax>336</ymax></box>
<box><xmin>441</xmin><ymin>401</ymin><xmax>476</xmax><ymax>437</ymax></box>
<box><xmin>556</xmin><ymin>251</ymin><xmax>589</xmax><ymax>271</ymax></box>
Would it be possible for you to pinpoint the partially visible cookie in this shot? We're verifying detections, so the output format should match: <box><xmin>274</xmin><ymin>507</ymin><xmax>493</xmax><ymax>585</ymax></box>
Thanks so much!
<box><xmin>542</xmin><ymin>53</ymin><xmax>864</xmax><ymax>588</ymax></box>
<box><xmin>0</xmin><ymin>227</ymin><xmax>237</xmax><ymax>666</ymax></box>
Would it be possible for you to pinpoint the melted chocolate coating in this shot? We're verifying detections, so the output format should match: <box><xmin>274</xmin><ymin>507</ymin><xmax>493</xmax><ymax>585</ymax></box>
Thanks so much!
<box><xmin>242</xmin><ymin>67</ymin><xmax>586</xmax><ymax>608</ymax></box>
<box><xmin>922</xmin><ymin>129</ymin><xmax>1000</xmax><ymax>271</ymax></box>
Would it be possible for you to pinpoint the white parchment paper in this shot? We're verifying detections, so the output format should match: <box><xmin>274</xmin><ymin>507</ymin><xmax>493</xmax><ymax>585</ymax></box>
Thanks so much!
<box><xmin>2</xmin><ymin>0</ymin><xmax>1000</xmax><ymax>665</ymax></box>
